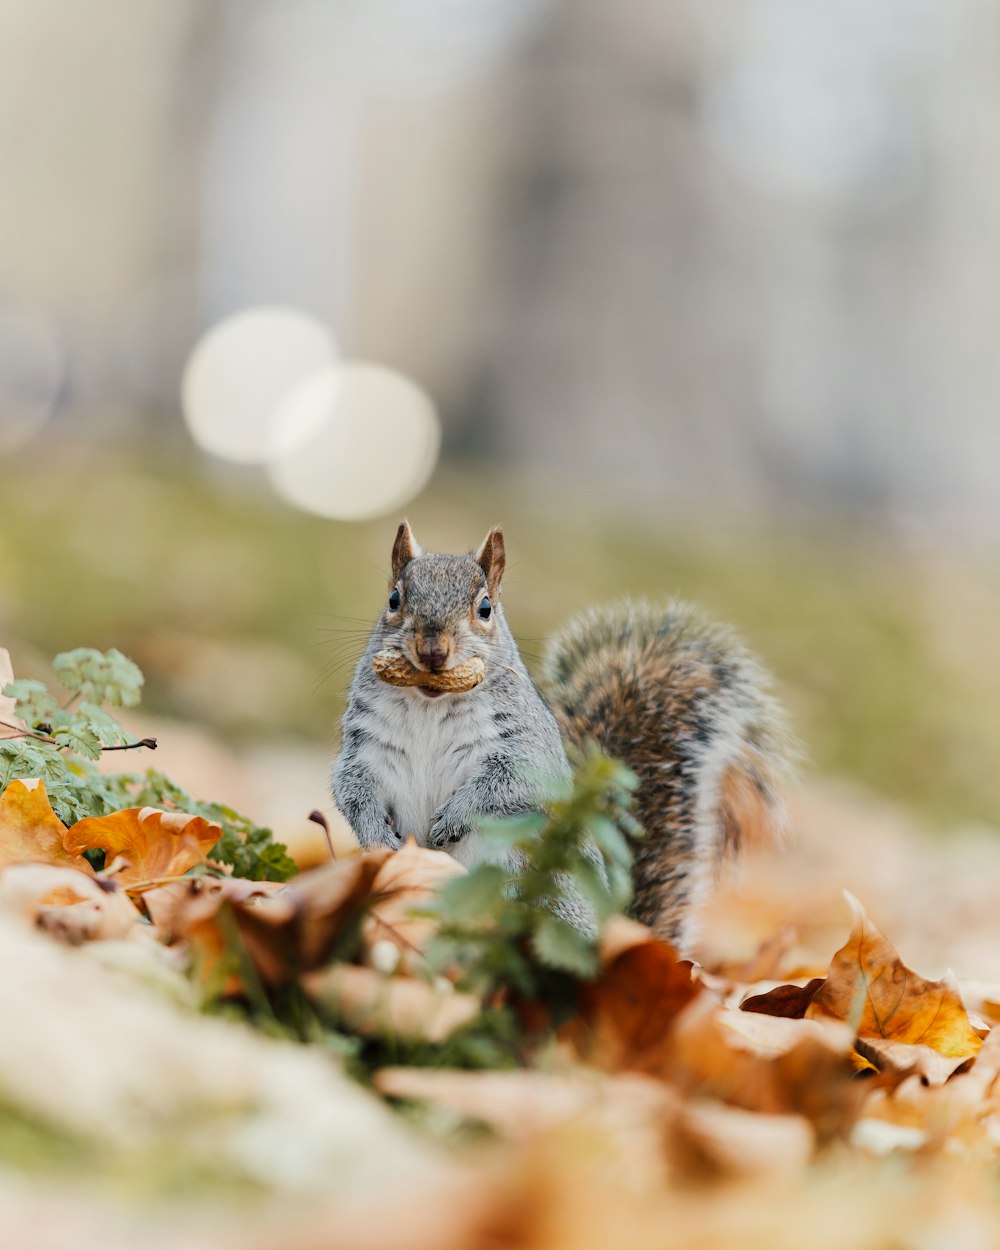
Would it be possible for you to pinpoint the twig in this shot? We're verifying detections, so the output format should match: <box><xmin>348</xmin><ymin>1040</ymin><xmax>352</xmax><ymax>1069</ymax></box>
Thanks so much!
<box><xmin>123</xmin><ymin>873</ymin><xmax>198</xmax><ymax>895</ymax></box>
<box><xmin>368</xmin><ymin>908</ymin><xmax>434</xmax><ymax>969</ymax></box>
<box><xmin>308</xmin><ymin>809</ymin><xmax>336</xmax><ymax>859</ymax></box>
<box><xmin>0</xmin><ymin>718</ymin><xmax>156</xmax><ymax>753</ymax></box>
<box><xmin>0</xmin><ymin>718</ymin><xmax>57</xmax><ymax>745</ymax></box>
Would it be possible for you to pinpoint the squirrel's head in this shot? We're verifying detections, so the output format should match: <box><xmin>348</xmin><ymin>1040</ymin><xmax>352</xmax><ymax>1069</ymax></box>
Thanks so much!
<box><xmin>379</xmin><ymin>520</ymin><xmax>506</xmax><ymax>676</ymax></box>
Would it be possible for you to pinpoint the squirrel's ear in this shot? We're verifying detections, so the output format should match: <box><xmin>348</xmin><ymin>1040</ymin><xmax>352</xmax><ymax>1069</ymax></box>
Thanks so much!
<box><xmin>391</xmin><ymin>520</ymin><xmax>422</xmax><ymax>582</ymax></box>
<box><xmin>475</xmin><ymin>526</ymin><xmax>505</xmax><ymax>598</ymax></box>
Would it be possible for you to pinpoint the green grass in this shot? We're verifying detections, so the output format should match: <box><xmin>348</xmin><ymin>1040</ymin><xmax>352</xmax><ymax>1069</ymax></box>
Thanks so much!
<box><xmin>2</xmin><ymin>442</ymin><xmax>999</xmax><ymax>830</ymax></box>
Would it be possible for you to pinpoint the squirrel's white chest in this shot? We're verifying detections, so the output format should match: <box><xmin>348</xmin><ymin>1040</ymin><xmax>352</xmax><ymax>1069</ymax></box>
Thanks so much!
<box><xmin>373</xmin><ymin>691</ymin><xmax>492</xmax><ymax>844</ymax></box>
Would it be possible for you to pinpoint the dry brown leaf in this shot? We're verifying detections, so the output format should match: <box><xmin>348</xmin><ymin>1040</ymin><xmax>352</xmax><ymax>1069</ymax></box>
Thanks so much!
<box><xmin>857</xmin><ymin>1030</ymin><xmax>1000</xmax><ymax>1159</ymax></box>
<box><xmin>741</xmin><ymin>977</ymin><xmax>825</xmax><ymax>1019</ymax></box>
<box><xmin>956</xmin><ymin>1025</ymin><xmax>1000</xmax><ymax>1106</ymax></box>
<box><xmin>375</xmin><ymin>1065</ymin><xmax>813</xmax><ymax>1187</ymax></box>
<box><xmin>0</xmin><ymin>778</ymin><xmax>93</xmax><ymax>870</ymax></box>
<box><xmin>373</xmin><ymin>1067</ymin><xmax>666</xmax><ymax>1138</ymax></box>
<box><xmin>668</xmin><ymin>1099</ymin><xmax>814</xmax><ymax>1182</ymax></box>
<box><xmin>142</xmin><ymin>875</ymin><xmax>286</xmax><ymax>934</ymax></box>
<box><xmin>142</xmin><ymin>875</ymin><xmax>290</xmax><ymax>992</ymax></box>
<box><xmin>0</xmin><ymin>863</ymin><xmax>140</xmax><ymax>942</ymax></box>
<box><xmin>231</xmin><ymin>849</ymin><xmax>396</xmax><ymax>984</ymax></box>
<box><xmin>374</xmin><ymin>1067</ymin><xmax>674</xmax><ymax>1190</ymax></box>
<box><xmin>64</xmin><ymin>807</ymin><xmax>222</xmax><ymax>887</ymax></box>
<box><xmin>667</xmin><ymin>993</ymin><xmax>864</xmax><ymax>1143</ymax></box>
<box><xmin>853</xmin><ymin>1037</ymin><xmax>974</xmax><ymax>1088</ymax></box>
<box><xmin>144</xmin><ymin>843</ymin><xmax>464</xmax><ymax>1004</ymax></box>
<box><xmin>720</xmin><ymin>1005</ymin><xmax>851</xmax><ymax>1059</ymax></box>
<box><xmin>560</xmin><ymin>917</ymin><xmax>698</xmax><ymax>1074</ymax></box>
<box><xmin>303</xmin><ymin>963</ymin><xmax>481</xmax><ymax>1043</ymax></box>
<box><xmin>148</xmin><ymin>850</ymin><xmax>396</xmax><ymax>991</ymax></box>
<box><xmin>361</xmin><ymin>838</ymin><xmax>466</xmax><ymax>972</ymax></box>
<box><xmin>806</xmin><ymin>893</ymin><xmax>983</xmax><ymax>1066</ymax></box>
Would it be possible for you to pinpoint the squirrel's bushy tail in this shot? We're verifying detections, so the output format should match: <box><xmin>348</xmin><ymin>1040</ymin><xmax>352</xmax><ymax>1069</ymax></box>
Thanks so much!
<box><xmin>541</xmin><ymin>600</ymin><xmax>792</xmax><ymax>950</ymax></box>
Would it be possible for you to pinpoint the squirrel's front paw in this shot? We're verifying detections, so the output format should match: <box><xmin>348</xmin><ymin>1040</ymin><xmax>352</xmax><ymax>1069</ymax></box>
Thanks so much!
<box><xmin>428</xmin><ymin>813</ymin><xmax>467</xmax><ymax>849</ymax></box>
<box><xmin>381</xmin><ymin>812</ymin><xmax>404</xmax><ymax>845</ymax></box>
<box><xmin>351</xmin><ymin>808</ymin><xmax>402</xmax><ymax>849</ymax></box>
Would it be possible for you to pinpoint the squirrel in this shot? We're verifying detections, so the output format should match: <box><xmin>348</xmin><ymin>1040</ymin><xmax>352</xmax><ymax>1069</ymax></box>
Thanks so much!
<box><xmin>332</xmin><ymin>521</ymin><xmax>791</xmax><ymax>951</ymax></box>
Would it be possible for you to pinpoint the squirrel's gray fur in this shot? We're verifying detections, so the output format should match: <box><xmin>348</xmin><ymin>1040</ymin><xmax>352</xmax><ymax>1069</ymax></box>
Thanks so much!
<box><xmin>332</xmin><ymin>523</ymin><xmax>790</xmax><ymax>951</ymax></box>
<box><xmin>332</xmin><ymin>522</ymin><xmax>569</xmax><ymax>871</ymax></box>
<box><xmin>542</xmin><ymin>600</ymin><xmax>790</xmax><ymax>949</ymax></box>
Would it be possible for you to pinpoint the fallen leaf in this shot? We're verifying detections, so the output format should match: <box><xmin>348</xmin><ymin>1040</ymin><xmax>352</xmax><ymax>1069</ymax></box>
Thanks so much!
<box><xmin>668</xmin><ymin>1099</ymin><xmax>814</xmax><ymax>1181</ymax></box>
<box><xmin>667</xmin><ymin>993</ymin><xmax>864</xmax><ymax>1143</ymax></box>
<box><xmin>142</xmin><ymin>875</ymin><xmax>285</xmax><ymax>934</ymax></box>
<box><xmin>560</xmin><ymin>917</ymin><xmax>698</xmax><ymax>1074</ymax></box>
<box><xmin>303</xmin><ymin>964</ymin><xmax>481</xmax><ymax>1043</ymax></box>
<box><xmin>374</xmin><ymin>1066</ymin><xmax>674</xmax><ymax>1189</ymax></box>
<box><xmin>741</xmin><ymin>977</ymin><xmax>825</xmax><ymax>1019</ymax></box>
<box><xmin>64</xmin><ymin>806</ymin><xmax>223</xmax><ymax>886</ymax></box>
<box><xmin>0</xmin><ymin>779</ymin><xmax>92</xmax><ymax>870</ymax></box>
<box><xmin>376</xmin><ymin>1065</ymin><xmax>812</xmax><ymax>1185</ymax></box>
<box><xmin>806</xmin><ymin>893</ymin><xmax>983</xmax><ymax>1065</ymax></box>
<box><xmin>857</xmin><ymin>1028</ymin><xmax>1000</xmax><ymax>1159</ymax></box>
<box><xmin>853</xmin><ymin>1037</ymin><xmax>974</xmax><ymax>1087</ymax></box>
<box><xmin>956</xmin><ymin>1025</ymin><xmax>1000</xmax><ymax>1105</ymax></box>
<box><xmin>142</xmin><ymin>874</ymin><xmax>290</xmax><ymax>993</ymax></box>
<box><xmin>148</xmin><ymin>850</ymin><xmax>397</xmax><ymax>992</ymax></box>
<box><xmin>233</xmin><ymin>850</ymin><xmax>396</xmax><ymax>985</ymax></box>
<box><xmin>375</xmin><ymin>1066</ymin><xmax>659</xmax><ymax>1133</ymax></box>
<box><xmin>0</xmin><ymin>863</ymin><xmax>140</xmax><ymax>942</ymax></box>
<box><xmin>721</xmin><ymin>1005</ymin><xmax>848</xmax><ymax>1059</ymax></box>
<box><xmin>361</xmin><ymin>838</ymin><xmax>466</xmax><ymax>972</ymax></box>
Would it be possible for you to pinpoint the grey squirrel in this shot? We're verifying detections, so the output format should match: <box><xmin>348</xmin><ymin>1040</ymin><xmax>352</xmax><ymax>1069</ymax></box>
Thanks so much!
<box><xmin>332</xmin><ymin>522</ymin><xmax>790</xmax><ymax>951</ymax></box>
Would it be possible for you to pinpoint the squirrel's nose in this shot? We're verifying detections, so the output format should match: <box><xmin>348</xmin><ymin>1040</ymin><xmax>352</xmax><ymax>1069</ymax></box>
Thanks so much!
<box><xmin>416</xmin><ymin>641</ymin><xmax>450</xmax><ymax>673</ymax></box>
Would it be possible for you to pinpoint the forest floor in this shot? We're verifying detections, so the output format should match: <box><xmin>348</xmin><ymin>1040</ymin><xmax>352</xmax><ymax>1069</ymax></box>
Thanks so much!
<box><xmin>3</xmin><ymin>720</ymin><xmax>1000</xmax><ymax>1250</ymax></box>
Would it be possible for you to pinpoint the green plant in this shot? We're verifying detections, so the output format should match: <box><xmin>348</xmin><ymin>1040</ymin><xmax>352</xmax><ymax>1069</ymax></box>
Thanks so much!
<box><xmin>427</xmin><ymin>748</ymin><xmax>640</xmax><ymax>1004</ymax></box>
<box><xmin>1</xmin><ymin>648</ymin><xmax>296</xmax><ymax>881</ymax></box>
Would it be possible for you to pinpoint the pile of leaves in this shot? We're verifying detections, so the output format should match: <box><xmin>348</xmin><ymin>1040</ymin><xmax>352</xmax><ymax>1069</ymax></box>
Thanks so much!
<box><xmin>3</xmin><ymin>644</ymin><xmax>1000</xmax><ymax>1247</ymax></box>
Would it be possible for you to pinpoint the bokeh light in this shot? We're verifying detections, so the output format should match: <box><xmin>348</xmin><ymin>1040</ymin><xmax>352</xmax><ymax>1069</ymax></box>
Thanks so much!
<box><xmin>181</xmin><ymin>306</ymin><xmax>337</xmax><ymax>464</ymax></box>
<box><xmin>268</xmin><ymin>363</ymin><xmax>440</xmax><ymax>520</ymax></box>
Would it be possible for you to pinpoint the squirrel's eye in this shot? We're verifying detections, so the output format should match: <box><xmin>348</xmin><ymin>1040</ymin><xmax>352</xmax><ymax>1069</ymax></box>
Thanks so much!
<box><xmin>388</xmin><ymin>588</ymin><xmax>401</xmax><ymax>612</ymax></box>
<box><xmin>477</xmin><ymin>596</ymin><xmax>492</xmax><ymax>620</ymax></box>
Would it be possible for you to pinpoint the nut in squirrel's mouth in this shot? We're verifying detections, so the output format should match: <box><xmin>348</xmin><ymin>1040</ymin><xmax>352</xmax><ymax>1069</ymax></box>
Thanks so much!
<box><xmin>371</xmin><ymin>648</ymin><xmax>487</xmax><ymax>695</ymax></box>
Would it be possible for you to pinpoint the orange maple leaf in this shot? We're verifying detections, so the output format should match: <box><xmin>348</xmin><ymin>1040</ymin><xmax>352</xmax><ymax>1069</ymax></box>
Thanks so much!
<box><xmin>65</xmin><ymin>807</ymin><xmax>222</xmax><ymax>886</ymax></box>
<box><xmin>0</xmin><ymin>779</ymin><xmax>93</xmax><ymax>871</ymax></box>
<box><xmin>806</xmin><ymin>892</ymin><xmax>983</xmax><ymax>1063</ymax></box>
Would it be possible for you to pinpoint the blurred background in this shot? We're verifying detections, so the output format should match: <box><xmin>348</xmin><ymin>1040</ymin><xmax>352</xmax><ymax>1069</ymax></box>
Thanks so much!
<box><xmin>2</xmin><ymin>0</ymin><xmax>1000</xmax><ymax>846</ymax></box>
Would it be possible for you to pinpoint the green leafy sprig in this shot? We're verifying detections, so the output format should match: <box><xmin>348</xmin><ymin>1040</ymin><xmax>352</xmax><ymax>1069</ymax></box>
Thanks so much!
<box><xmin>427</xmin><ymin>748</ymin><xmax>641</xmax><ymax>1008</ymax></box>
<box><xmin>1</xmin><ymin>648</ymin><xmax>296</xmax><ymax>881</ymax></box>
